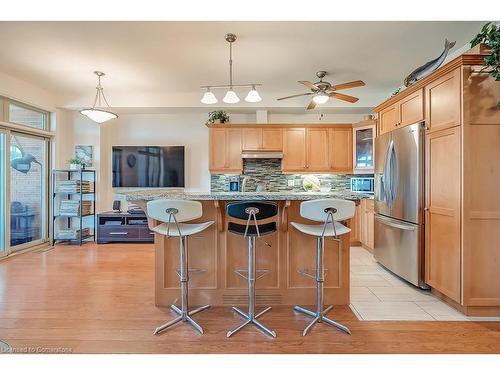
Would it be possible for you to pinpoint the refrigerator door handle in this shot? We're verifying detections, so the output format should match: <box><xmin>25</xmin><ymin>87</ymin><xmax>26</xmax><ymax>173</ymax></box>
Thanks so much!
<box><xmin>383</xmin><ymin>140</ymin><xmax>394</xmax><ymax>206</ymax></box>
<box><xmin>375</xmin><ymin>214</ymin><xmax>416</xmax><ymax>231</ymax></box>
<box><xmin>389</xmin><ymin>141</ymin><xmax>398</xmax><ymax>206</ymax></box>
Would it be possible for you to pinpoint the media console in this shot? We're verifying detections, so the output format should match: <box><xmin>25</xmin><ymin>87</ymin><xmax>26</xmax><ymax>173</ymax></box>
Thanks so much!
<box><xmin>97</xmin><ymin>212</ymin><xmax>154</xmax><ymax>244</ymax></box>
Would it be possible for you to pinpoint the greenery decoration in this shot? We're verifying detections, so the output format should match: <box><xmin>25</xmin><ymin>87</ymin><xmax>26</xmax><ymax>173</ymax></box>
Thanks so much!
<box><xmin>470</xmin><ymin>22</ymin><xmax>500</xmax><ymax>81</ymax></box>
<box><xmin>206</xmin><ymin>110</ymin><xmax>230</xmax><ymax>126</ymax></box>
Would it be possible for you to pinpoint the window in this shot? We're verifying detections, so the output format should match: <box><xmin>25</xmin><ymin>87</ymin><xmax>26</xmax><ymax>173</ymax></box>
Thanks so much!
<box><xmin>7</xmin><ymin>102</ymin><xmax>48</xmax><ymax>130</ymax></box>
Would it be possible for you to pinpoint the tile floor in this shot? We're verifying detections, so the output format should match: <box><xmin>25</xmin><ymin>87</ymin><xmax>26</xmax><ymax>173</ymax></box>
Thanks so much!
<box><xmin>349</xmin><ymin>246</ymin><xmax>500</xmax><ymax>321</ymax></box>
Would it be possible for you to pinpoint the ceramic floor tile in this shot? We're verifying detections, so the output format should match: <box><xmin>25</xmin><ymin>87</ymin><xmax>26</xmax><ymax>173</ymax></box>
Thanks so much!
<box><xmin>368</xmin><ymin>286</ymin><xmax>437</xmax><ymax>302</ymax></box>
<box><xmin>415</xmin><ymin>301</ymin><xmax>468</xmax><ymax>321</ymax></box>
<box><xmin>350</xmin><ymin>258</ymin><xmax>367</xmax><ymax>266</ymax></box>
<box><xmin>350</xmin><ymin>286</ymin><xmax>380</xmax><ymax>302</ymax></box>
<box><xmin>351</xmin><ymin>274</ymin><xmax>393</xmax><ymax>287</ymax></box>
<box><xmin>351</xmin><ymin>301</ymin><xmax>435</xmax><ymax>321</ymax></box>
<box><xmin>350</xmin><ymin>264</ymin><xmax>387</xmax><ymax>275</ymax></box>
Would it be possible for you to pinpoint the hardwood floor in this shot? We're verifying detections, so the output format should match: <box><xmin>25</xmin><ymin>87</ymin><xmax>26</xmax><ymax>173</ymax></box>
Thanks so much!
<box><xmin>0</xmin><ymin>243</ymin><xmax>499</xmax><ymax>354</ymax></box>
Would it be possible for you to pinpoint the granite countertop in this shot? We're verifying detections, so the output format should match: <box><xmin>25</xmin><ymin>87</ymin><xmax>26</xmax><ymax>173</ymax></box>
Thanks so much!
<box><xmin>123</xmin><ymin>189</ymin><xmax>373</xmax><ymax>202</ymax></box>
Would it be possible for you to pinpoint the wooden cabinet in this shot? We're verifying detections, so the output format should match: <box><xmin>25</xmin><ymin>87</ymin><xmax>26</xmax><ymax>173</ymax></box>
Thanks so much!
<box><xmin>359</xmin><ymin>199</ymin><xmax>374</xmax><ymax>250</ymax></box>
<box><xmin>425</xmin><ymin>67</ymin><xmax>461</xmax><ymax>133</ymax></box>
<box><xmin>209</xmin><ymin>128</ymin><xmax>242</xmax><ymax>173</ymax></box>
<box><xmin>306</xmin><ymin>128</ymin><xmax>330</xmax><ymax>171</ymax></box>
<box><xmin>352</xmin><ymin>122</ymin><xmax>375</xmax><ymax>174</ymax></box>
<box><xmin>425</xmin><ymin>126</ymin><xmax>461</xmax><ymax>303</ymax></box>
<box><xmin>282</xmin><ymin>128</ymin><xmax>307</xmax><ymax>172</ymax></box>
<box><xmin>373</xmin><ymin>52</ymin><xmax>500</xmax><ymax>315</ymax></box>
<box><xmin>379</xmin><ymin>104</ymin><xmax>398</xmax><ymax>135</ymax></box>
<box><xmin>262</xmin><ymin>128</ymin><xmax>283</xmax><ymax>150</ymax></box>
<box><xmin>349</xmin><ymin>202</ymin><xmax>362</xmax><ymax>245</ymax></box>
<box><xmin>329</xmin><ymin>127</ymin><xmax>353</xmax><ymax>173</ymax></box>
<box><xmin>242</xmin><ymin>127</ymin><xmax>283</xmax><ymax>151</ymax></box>
<box><xmin>378</xmin><ymin>88</ymin><xmax>424</xmax><ymax>135</ymax></box>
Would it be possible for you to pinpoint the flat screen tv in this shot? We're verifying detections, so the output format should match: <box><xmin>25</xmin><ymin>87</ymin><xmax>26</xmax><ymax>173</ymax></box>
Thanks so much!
<box><xmin>112</xmin><ymin>146</ymin><xmax>185</xmax><ymax>188</ymax></box>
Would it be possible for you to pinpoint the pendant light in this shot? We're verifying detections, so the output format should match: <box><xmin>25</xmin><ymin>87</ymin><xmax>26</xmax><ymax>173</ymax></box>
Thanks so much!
<box><xmin>245</xmin><ymin>85</ymin><xmax>262</xmax><ymax>103</ymax></box>
<box><xmin>201</xmin><ymin>33</ymin><xmax>262</xmax><ymax>105</ymax></box>
<box><xmin>80</xmin><ymin>71</ymin><xmax>118</xmax><ymax>124</ymax></box>
<box><xmin>201</xmin><ymin>88</ymin><xmax>218</xmax><ymax>104</ymax></box>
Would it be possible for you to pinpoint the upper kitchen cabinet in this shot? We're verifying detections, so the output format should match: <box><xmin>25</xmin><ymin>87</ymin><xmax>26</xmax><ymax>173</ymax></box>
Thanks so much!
<box><xmin>377</xmin><ymin>88</ymin><xmax>424</xmax><ymax>135</ymax></box>
<box><xmin>209</xmin><ymin>127</ymin><xmax>242</xmax><ymax>173</ymax></box>
<box><xmin>425</xmin><ymin>67</ymin><xmax>461</xmax><ymax>133</ymax></box>
<box><xmin>329</xmin><ymin>127</ymin><xmax>353</xmax><ymax>173</ymax></box>
<box><xmin>306</xmin><ymin>128</ymin><xmax>330</xmax><ymax>172</ymax></box>
<box><xmin>242</xmin><ymin>127</ymin><xmax>283</xmax><ymax>151</ymax></box>
<box><xmin>352</xmin><ymin>119</ymin><xmax>375</xmax><ymax>174</ymax></box>
<box><xmin>282</xmin><ymin>128</ymin><xmax>307</xmax><ymax>172</ymax></box>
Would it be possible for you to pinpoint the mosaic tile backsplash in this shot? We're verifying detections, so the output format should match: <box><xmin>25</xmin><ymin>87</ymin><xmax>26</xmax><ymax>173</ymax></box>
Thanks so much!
<box><xmin>211</xmin><ymin>158</ymin><xmax>371</xmax><ymax>192</ymax></box>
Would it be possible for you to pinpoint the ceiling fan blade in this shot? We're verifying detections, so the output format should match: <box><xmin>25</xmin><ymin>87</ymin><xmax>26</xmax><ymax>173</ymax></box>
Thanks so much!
<box><xmin>298</xmin><ymin>80</ymin><xmax>319</xmax><ymax>91</ymax></box>
<box><xmin>329</xmin><ymin>92</ymin><xmax>359</xmax><ymax>103</ymax></box>
<box><xmin>306</xmin><ymin>99</ymin><xmax>317</xmax><ymax>110</ymax></box>
<box><xmin>277</xmin><ymin>93</ymin><xmax>313</xmax><ymax>101</ymax></box>
<box><xmin>331</xmin><ymin>80</ymin><xmax>365</xmax><ymax>91</ymax></box>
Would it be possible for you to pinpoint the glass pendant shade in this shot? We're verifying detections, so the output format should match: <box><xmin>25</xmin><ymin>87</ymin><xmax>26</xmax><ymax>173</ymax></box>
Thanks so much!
<box><xmin>201</xmin><ymin>90</ymin><xmax>218</xmax><ymax>104</ymax></box>
<box><xmin>313</xmin><ymin>92</ymin><xmax>329</xmax><ymax>104</ymax></box>
<box><xmin>223</xmin><ymin>89</ymin><xmax>240</xmax><ymax>104</ymax></box>
<box><xmin>245</xmin><ymin>87</ymin><xmax>262</xmax><ymax>103</ymax></box>
<box><xmin>80</xmin><ymin>109</ymin><xmax>118</xmax><ymax>124</ymax></box>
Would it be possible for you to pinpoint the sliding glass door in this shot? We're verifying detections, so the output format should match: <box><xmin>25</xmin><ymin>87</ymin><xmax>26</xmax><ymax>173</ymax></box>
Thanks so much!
<box><xmin>9</xmin><ymin>132</ymin><xmax>48</xmax><ymax>250</ymax></box>
<box><xmin>0</xmin><ymin>130</ymin><xmax>6</xmax><ymax>257</ymax></box>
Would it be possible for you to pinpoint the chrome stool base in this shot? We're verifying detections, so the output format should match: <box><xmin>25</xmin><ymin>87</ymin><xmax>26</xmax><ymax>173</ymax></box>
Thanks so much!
<box><xmin>154</xmin><ymin>303</ymin><xmax>210</xmax><ymax>335</ymax></box>
<box><xmin>294</xmin><ymin>305</ymin><xmax>351</xmax><ymax>336</ymax></box>
<box><xmin>227</xmin><ymin>306</ymin><xmax>276</xmax><ymax>338</ymax></box>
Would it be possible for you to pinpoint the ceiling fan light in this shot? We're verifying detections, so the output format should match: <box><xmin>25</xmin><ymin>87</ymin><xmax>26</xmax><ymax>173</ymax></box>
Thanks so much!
<box><xmin>80</xmin><ymin>109</ymin><xmax>118</xmax><ymax>124</ymax></box>
<box><xmin>313</xmin><ymin>92</ymin><xmax>329</xmax><ymax>104</ymax></box>
<box><xmin>201</xmin><ymin>89</ymin><xmax>218</xmax><ymax>104</ymax></box>
<box><xmin>245</xmin><ymin>87</ymin><xmax>262</xmax><ymax>103</ymax></box>
<box><xmin>223</xmin><ymin>89</ymin><xmax>240</xmax><ymax>104</ymax></box>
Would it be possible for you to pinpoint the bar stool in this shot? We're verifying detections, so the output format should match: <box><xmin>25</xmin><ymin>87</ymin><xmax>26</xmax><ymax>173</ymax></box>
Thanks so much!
<box><xmin>225</xmin><ymin>201</ymin><xmax>278</xmax><ymax>338</ymax></box>
<box><xmin>147</xmin><ymin>199</ymin><xmax>214</xmax><ymax>335</ymax></box>
<box><xmin>290</xmin><ymin>198</ymin><xmax>355</xmax><ymax>336</ymax></box>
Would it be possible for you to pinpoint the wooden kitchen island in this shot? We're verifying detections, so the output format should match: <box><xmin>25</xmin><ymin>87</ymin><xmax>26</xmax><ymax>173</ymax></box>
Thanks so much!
<box><xmin>126</xmin><ymin>191</ymin><xmax>367</xmax><ymax>307</ymax></box>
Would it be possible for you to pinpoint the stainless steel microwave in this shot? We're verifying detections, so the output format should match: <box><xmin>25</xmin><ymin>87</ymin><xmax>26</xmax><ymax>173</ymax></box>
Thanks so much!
<box><xmin>350</xmin><ymin>177</ymin><xmax>374</xmax><ymax>194</ymax></box>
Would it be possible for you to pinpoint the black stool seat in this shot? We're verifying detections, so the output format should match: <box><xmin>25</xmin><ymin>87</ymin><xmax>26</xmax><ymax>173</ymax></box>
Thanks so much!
<box><xmin>226</xmin><ymin>201</ymin><xmax>278</xmax><ymax>220</ymax></box>
<box><xmin>228</xmin><ymin>222</ymin><xmax>277</xmax><ymax>237</ymax></box>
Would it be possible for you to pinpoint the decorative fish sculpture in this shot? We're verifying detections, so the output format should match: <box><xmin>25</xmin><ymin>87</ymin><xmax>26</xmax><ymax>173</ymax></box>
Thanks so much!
<box><xmin>404</xmin><ymin>39</ymin><xmax>456</xmax><ymax>87</ymax></box>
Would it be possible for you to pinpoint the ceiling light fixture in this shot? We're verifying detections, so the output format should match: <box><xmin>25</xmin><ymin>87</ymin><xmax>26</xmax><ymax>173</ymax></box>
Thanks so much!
<box><xmin>245</xmin><ymin>85</ymin><xmax>262</xmax><ymax>103</ymax></box>
<box><xmin>201</xmin><ymin>88</ymin><xmax>218</xmax><ymax>104</ymax></box>
<box><xmin>200</xmin><ymin>33</ymin><xmax>262</xmax><ymax>105</ymax></box>
<box><xmin>312</xmin><ymin>92</ymin><xmax>330</xmax><ymax>104</ymax></box>
<box><xmin>80</xmin><ymin>71</ymin><xmax>118</xmax><ymax>124</ymax></box>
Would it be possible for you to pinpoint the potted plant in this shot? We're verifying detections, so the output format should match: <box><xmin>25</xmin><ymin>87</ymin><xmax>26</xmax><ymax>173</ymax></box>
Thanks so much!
<box><xmin>470</xmin><ymin>22</ymin><xmax>500</xmax><ymax>81</ymax></box>
<box><xmin>206</xmin><ymin>110</ymin><xmax>230</xmax><ymax>126</ymax></box>
<box><xmin>68</xmin><ymin>158</ymin><xmax>82</xmax><ymax>170</ymax></box>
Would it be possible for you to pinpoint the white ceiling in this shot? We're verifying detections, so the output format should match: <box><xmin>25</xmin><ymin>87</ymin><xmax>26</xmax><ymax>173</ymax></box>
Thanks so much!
<box><xmin>0</xmin><ymin>21</ymin><xmax>483</xmax><ymax>111</ymax></box>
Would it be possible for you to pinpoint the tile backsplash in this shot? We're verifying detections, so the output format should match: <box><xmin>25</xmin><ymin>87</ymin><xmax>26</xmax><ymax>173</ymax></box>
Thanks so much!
<box><xmin>211</xmin><ymin>158</ymin><xmax>370</xmax><ymax>192</ymax></box>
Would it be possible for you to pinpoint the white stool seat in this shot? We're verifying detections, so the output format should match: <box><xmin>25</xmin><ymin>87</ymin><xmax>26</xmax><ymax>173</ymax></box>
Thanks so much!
<box><xmin>290</xmin><ymin>221</ymin><xmax>351</xmax><ymax>237</ymax></box>
<box><xmin>151</xmin><ymin>221</ymin><xmax>214</xmax><ymax>237</ymax></box>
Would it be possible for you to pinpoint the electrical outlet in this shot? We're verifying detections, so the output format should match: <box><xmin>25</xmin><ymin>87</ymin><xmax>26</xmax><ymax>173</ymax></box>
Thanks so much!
<box><xmin>287</xmin><ymin>179</ymin><xmax>295</xmax><ymax>187</ymax></box>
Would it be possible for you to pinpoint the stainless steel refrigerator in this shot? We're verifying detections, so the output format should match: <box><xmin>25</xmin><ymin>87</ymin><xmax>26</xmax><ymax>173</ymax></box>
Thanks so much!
<box><xmin>374</xmin><ymin>121</ymin><xmax>427</xmax><ymax>288</ymax></box>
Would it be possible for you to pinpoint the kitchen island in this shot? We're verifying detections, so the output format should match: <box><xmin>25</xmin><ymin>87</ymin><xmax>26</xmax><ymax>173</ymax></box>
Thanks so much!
<box><xmin>125</xmin><ymin>190</ymin><xmax>369</xmax><ymax>307</ymax></box>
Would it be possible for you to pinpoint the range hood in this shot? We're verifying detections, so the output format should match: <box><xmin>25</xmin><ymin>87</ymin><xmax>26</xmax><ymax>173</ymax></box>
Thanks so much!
<box><xmin>241</xmin><ymin>151</ymin><xmax>283</xmax><ymax>159</ymax></box>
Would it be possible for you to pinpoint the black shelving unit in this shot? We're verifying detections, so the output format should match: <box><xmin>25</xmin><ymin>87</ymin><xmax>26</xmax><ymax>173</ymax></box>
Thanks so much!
<box><xmin>52</xmin><ymin>169</ymin><xmax>96</xmax><ymax>246</ymax></box>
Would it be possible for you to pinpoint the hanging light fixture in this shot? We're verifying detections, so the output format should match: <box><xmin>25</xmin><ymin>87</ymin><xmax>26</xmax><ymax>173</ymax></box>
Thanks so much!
<box><xmin>201</xmin><ymin>88</ymin><xmax>218</xmax><ymax>104</ymax></box>
<box><xmin>245</xmin><ymin>85</ymin><xmax>262</xmax><ymax>103</ymax></box>
<box><xmin>80</xmin><ymin>71</ymin><xmax>118</xmax><ymax>124</ymax></box>
<box><xmin>200</xmin><ymin>33</ymin><xmax>262</xmax><ymax>105</ymax></box>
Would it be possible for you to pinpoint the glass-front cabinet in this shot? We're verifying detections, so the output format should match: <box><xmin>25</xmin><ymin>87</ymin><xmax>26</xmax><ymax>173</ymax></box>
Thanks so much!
<box><xmin>353</xmin><ymin>122</ymin><xmax>375</xmax><ymax>174</ymax></box>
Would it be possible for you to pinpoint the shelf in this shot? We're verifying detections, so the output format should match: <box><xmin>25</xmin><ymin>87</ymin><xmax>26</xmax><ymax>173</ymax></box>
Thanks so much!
<box><xmin>54</xmin><ymin>234</ymin><xmax>95</xmax><ymax>242</ymax></box>
<box><xmin>53</xmin><ymin>192</ymin><xmax>95</xmax><ymax>195</ymax></box>
<box><xmin>54</xmin><ymin>213</ymin><xmax>94</xmax><ymax>219</ymax></box>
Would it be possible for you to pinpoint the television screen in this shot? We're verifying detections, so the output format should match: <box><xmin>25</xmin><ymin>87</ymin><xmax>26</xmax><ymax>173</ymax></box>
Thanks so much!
<box><xmin>112</xmin><ymin>146</ymin><xmax>185</xmax><ymax>188</ymax></box>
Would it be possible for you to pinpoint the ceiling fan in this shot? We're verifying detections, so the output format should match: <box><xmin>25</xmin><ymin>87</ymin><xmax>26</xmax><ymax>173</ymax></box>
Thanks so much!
<box><xmin>277</xmin><ymin>71</ymin><xmax>365</xmax><ymax>110</ymax></box>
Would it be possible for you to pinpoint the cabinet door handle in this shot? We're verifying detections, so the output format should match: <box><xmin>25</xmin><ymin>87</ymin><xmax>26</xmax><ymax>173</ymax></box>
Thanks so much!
<box><xmin>109</xmin><ymin>232</ymin><xmax>128</xmax><ymax>235</ymax></box>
